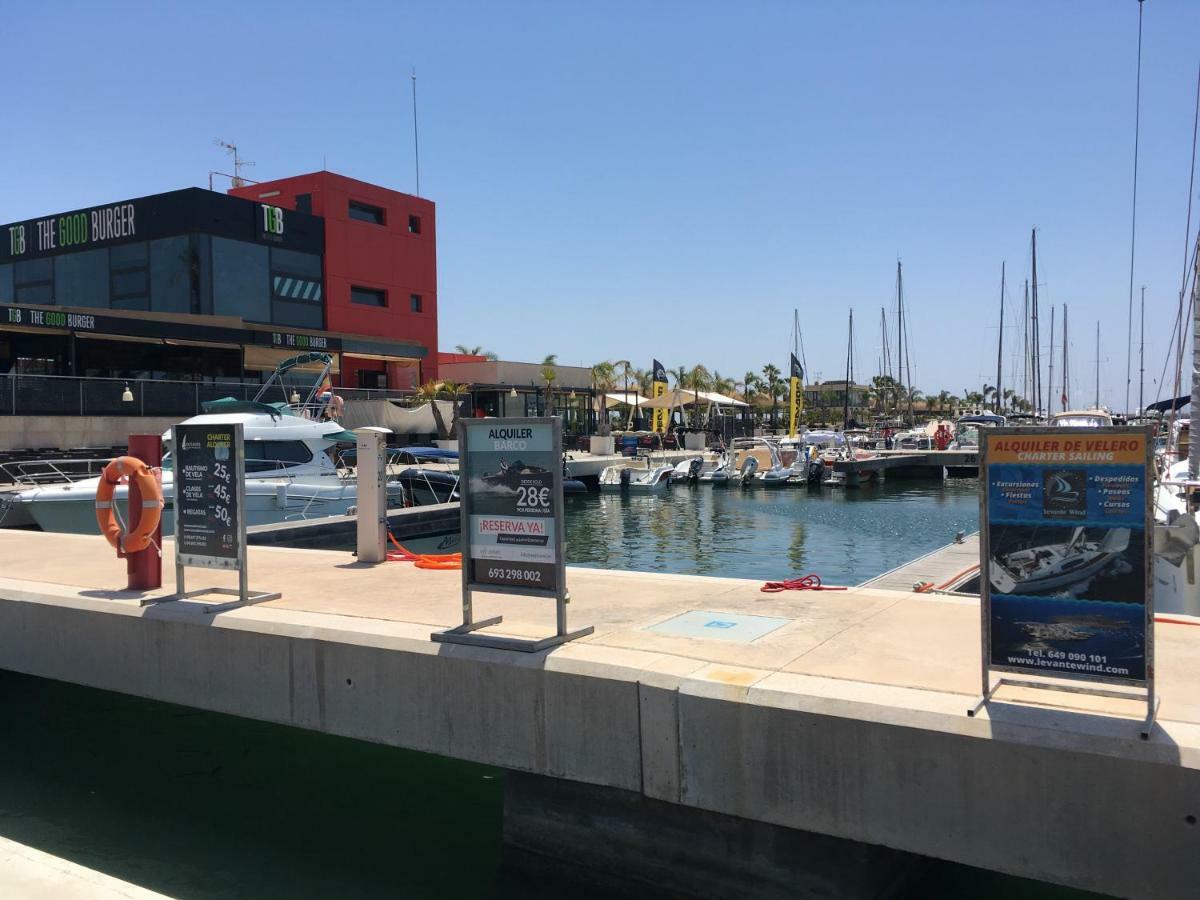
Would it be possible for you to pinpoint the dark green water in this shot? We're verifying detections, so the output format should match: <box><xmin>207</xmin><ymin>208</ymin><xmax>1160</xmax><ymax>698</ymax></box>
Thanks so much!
<box><xmin>565</xmin><ymin>479</ymin><xmax>981</xmax><ymax>584</ymax></box>
<box><xmin>0</xmin><ymin>671</ymin><xmax>1105</xmax><ymax>899</ymax></box>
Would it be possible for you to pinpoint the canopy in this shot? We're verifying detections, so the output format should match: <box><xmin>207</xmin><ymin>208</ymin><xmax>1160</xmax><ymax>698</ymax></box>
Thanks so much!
<box><xmin>604</xmin><ymin>391</ymin><xmax>647</xmax><ymax>408</ymax></box>
<box><xmin>638</xmin><ymin>388</ymin><xmax>748</xmax><ymax>409</ymax></box>
<box><xmin>340</xmin><ymin>399</ymin><xmax>459</xmax><ymax>434</ymax></box>
<box><xmin>1147</xmin><ymin>394</ymin><xmax>1190</xmax><ymax>413</ymax></box>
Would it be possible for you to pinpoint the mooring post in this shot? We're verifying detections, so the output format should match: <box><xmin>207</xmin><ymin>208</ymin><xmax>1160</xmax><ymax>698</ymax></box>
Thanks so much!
<box><xmin>355</xmin><ymin>428</ymin><xmax>387</xmax><ymax>563</ymax></box>
<box><xmin>126</xmin><ymin>433</ymin><xmax>163</xmax><ymax>591</ymax></box>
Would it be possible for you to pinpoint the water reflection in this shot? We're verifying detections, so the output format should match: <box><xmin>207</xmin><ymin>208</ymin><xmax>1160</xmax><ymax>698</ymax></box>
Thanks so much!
<box><xmin>565</xmin><ymin>480</ymin><xmax>980</xmax><ymax>585</ymax></box>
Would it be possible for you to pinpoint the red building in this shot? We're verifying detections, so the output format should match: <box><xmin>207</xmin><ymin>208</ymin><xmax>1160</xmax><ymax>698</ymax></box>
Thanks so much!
<box><xmin>231</xmin><ymin>171</ymin><xmax>437</xmax><ymax>388</ymax></box>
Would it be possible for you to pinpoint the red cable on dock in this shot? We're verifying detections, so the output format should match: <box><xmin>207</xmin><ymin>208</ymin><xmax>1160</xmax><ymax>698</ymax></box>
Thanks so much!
<box><xmin>760</xmin><ymin>574</ymin><xmax>847</xmax><ymax>593</ymax></box>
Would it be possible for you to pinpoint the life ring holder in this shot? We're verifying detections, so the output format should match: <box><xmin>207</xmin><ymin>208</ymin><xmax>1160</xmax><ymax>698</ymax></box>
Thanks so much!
<box><xmin>95</xmin><ymin>456</ymin><xmax>163</xmax><ymax>555</ymax></box>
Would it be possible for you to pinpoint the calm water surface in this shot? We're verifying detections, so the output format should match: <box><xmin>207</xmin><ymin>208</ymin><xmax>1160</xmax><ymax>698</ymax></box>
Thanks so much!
<box><xmin>565</xmin><ymin>479</ymin><xmax>981</xmax><ymax>584</ymax></box>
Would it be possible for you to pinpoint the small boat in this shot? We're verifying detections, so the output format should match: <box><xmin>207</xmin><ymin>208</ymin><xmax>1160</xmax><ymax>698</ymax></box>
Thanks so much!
<box><xmin>562</xmin><ymin>456</ymin><xmax>587</xmax><ymax>494</ymax></box>
<box><xmin>696</xmin><ymin>451</ymin><xmax>736</xmax><ymax>485</ymax></box>
<box><xmin>669</xmin><ymin>456</ymin><xmax>706</xmax><ymax>483</ymax></box>
<box><xmin>989</xmin><ymin>527</ymin><xmax>1131</xmax><ymax>594</ymax></box>
<box><xmin>598</xmin><ymin>463</ymin><xmax>674</xmax><ymax>493</ymax></box>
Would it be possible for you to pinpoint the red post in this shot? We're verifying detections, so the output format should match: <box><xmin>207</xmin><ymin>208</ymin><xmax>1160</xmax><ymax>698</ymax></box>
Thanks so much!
<box><xmin>126</xmin><ymin>434</ymin><xmax>163</xmax><ymax>591</ymax></box>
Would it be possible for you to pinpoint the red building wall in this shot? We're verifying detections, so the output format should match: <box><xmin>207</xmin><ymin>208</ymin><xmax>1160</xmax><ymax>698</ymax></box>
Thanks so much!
<box><xmin>230</xmin><ymin>171</ymin><xmax>437</xmax><ymax>384</ymax></box>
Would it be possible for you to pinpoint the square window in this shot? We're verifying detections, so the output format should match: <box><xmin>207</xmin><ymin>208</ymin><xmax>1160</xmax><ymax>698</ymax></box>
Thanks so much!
<box><xmin>408</xmin><ymin>215</ymin><xmax>422</xmax><ymax>234</ymax></box>
<box><xmin>348</xmin><ymin>201</ymin><xmax>386</xmax><ymax>225</ymax></box>
<box><xmin>351</xmin><ymin>286</ymin><xmax>387</xmax><ymax>307</ymax></box>
<box><xmin>410</xmin><ymin>293</ymin><xmax>422</xmax><ymax>312</ymax></box>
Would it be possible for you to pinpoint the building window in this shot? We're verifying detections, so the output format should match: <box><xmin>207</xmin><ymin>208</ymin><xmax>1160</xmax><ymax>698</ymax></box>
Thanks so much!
<box><xmin>348</xmin><ymin>201</ymin><xmax>386</xmax><ymax>225</ymax></box>
<box><xmin>295</xmin><ymin>193</ymin><xmax>312</xmax><ymax>214</ymax></box>
<box><xmin>109</xmin><ymin>242</ymin><xmax>149</xmax><ymax>310</ymax></box>
<box><xmin>408</xmin><ymin>214</ymin><xmax>422</xmax><ymax>234</ymax></box>
<box><xmin>410</xmin><ymin>293</ymin><xmax>422</xmax><ymax>312</ymax></box>
<box><xmin>14</xmin><ymin>257</ymin><xmax>54</xmax><ymax>304</ymax></box>
<box><xmin>351</xmin><ymin>286</ymin><xmax>387</xmax><ymax>307</ymax></box>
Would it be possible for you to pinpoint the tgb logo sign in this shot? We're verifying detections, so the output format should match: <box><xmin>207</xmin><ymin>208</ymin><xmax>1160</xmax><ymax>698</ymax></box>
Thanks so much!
<box><xmin>261</xmin><ymin>205</ymin><xmax>284</xmax><ymax>236</ymax></box>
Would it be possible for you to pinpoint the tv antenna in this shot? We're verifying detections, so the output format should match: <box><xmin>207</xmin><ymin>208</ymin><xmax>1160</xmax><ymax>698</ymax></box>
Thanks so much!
<box><xmin>214</xmin><ymin>139</ymin><xmax>255</xmax><ymax>187</ymax></box>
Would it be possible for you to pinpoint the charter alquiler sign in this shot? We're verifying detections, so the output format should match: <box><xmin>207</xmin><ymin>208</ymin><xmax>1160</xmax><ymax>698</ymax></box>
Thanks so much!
<box><xmin>980</xmin><ymin>427</ymin><xmax>1152</xmax><ymax>687</ymax></box>
<box><xmin>463</xmin><ymin>421</ymin><xmax>561</xmax><ymax>593</ymax></box>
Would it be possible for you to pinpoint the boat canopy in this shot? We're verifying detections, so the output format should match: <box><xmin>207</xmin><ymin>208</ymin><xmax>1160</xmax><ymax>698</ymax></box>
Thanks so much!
<box><xmin>277</xmin><ymin>352</ymin><xmax>333</xmax><ymax>374</ymax></box>
<box><xmin>199</xmin><ymin>398</ymin><xmax>289</xmax><ymax>418</ymax></box>
<box><xmin>803</xmin><ymin>430</ymin><xmax>845</xmax><ymax>446</ymax></box>
<box><xmin>957</xmin><ymin>413</ymin><xmax>1005</xmax><ymax>426</ymax></box>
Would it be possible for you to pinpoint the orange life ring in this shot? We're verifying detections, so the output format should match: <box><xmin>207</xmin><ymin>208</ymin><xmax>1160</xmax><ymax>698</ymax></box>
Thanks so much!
<box><xmin>95</xmin><ymin>456</ymin><xmax>163</xmax><ymax>554</ymax></box>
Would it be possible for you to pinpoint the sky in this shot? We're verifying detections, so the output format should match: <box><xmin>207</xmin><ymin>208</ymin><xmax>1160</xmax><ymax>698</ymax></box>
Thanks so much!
<box><xmin>5</xmin><ymin>0</ymin><xmax>1200</xmax><ymax>411</ymax></box>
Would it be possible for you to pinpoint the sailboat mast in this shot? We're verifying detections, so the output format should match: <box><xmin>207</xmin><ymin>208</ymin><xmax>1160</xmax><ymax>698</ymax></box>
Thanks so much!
<box><xmin>1048</xmin><ymin>306</ymin><xmax>1056</xmax><ymax>417</ymax></box>
<box><xmin>895</xmin><ymin>260</ymin><xmax>904</xmax><ymax>418</ymax></box>
<box><xmin>880</xmin><ymin>307</ymin><xmax>890</xmax><ymax>385</ymax></box>
<box><xmin>1022</xmin><ymin>280</ymin><xmax>1030</xmax><ymax>410</ymax></box>
<box><xmin>1062</xmin><ymin>304</ymin><xmax>1069</xmax><ymax>411</ymax></box>
<box><xmin>1031</xmin><ymin>229</ymin><xmax>1041</xmax><ymax>417</ymax></box>
<box><xmin>1138</xmin><ymin>286</ymin><xmax>1145</xmax><ymax>414</ymax></box>
<box><xmin>995</xmin><ymin>262</ymin><xmax>1005</xmax><ymax>414</ymax></box>
<box><xmin>1190</xmin><ymin>240</ymin><xmax>1200</xmax><ymax>481</ymax></box>
<box><xmin>844</xmin><ymin>309</ymin><xmax>854</xmax><ymax>429</ymax></box>
<box><xmin>1095</xmin><ymin>321</ymin><xmax>1101</xmax><ymax>409</ymax></box>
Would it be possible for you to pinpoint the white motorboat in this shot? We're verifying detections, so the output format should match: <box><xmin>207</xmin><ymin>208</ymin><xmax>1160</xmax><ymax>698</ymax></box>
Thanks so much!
<box><xmin>598</xmin><ymin>463</ymin><xmax>674</xmax><ymax>493</ymax></box>
<box><xmin>696</xmin><ymin>450</ymin><xmax>737</xmax><ymax>485</ymax></box>
<box><xmin>989</xmin><ymin>527</ymin><xmax>1131</xmax><ymax>594</ymax></box>
<box><xmin>725</xmin><ymin>439</ymin><xmax>790</xmax><ymax>488</ymax></box>
<box><xmin>1048</xmin><ymin>409</ymin><xmax>1114</xmax><ymax>428</ymax></box>
<box><xmin>4</xmin><ymin>353</ymin><xmax>408</xmax><ymax>535</ymax></box>
<box><xmin>669</xmin><ymin>456</ymin><xmax>706</xmax><ymax>483</ymax></box>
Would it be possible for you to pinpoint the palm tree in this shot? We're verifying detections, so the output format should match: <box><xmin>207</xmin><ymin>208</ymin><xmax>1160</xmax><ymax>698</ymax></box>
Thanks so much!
<box><xmin>541</xmin><ymin>354</ymin><xmax>558</xmax><ymax>416</ymax></box>
<box><xmin>590</xmin><ymin>361</ymin><xmax>616</xmax><ymax>435</ymax></box>
<box><xmin>762</xmin><ymin>364</ymin><xmax>781</xmax><ymax>430</ymax></box>
<box><xmin>454</xmin><ymin>344</ymin><xmax>499</xmax><ymax>360</ymax></box>
<box><xmin>613</xmin><ymin>359</ymin><xmax>638</xmax><ymax>428</ymax></box>
<box><xmin>417</xmin><ymin>380</ymin><xmax>467</xmax><ymax>440</ymax></box>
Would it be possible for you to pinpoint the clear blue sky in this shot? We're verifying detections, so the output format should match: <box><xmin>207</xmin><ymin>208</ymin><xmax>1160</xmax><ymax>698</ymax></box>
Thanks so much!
<box><xmin>5</xmin><ymin>1</ymin><xmax>1200</xmax><ymax>410</ymax></box>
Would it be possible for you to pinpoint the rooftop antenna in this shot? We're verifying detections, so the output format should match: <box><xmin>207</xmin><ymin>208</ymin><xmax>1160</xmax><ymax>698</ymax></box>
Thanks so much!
<box><xmin>411</xmin><ymin>67</ymin><xmax>421</xmax><ymax>196</ymax></box>
<box><xmin>214</xmin><ymin>139</ymin><xmax>254</xmax><ymax>187</ymax></box>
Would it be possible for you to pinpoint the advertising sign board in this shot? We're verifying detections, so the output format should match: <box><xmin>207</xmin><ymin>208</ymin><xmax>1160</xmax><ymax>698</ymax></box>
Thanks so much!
<box><xmin>432</xmin><ymin>417</ymin><xmax>591</xmax><ymax>652</ymax></box>
<box><xmin>171</xmin><ymin>422</ymin><xmax>278</xmax><ymax>612</ymax></box>
<box><xmin>174</xmin><ymin>423</ymin><xmax>241</xmax><ymax>569</ymax></box>
<box><xmin>975</xmin><ymin>426</ymin><xmax>1156</xmax><ymax>732</ymax></box>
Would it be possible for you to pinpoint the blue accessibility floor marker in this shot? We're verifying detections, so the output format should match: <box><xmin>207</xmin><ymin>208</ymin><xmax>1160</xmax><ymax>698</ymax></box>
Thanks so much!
<box><xmin>647</xmin><ymin>610</ymin><xmax>791</xmax><ymax>643</ymax></box>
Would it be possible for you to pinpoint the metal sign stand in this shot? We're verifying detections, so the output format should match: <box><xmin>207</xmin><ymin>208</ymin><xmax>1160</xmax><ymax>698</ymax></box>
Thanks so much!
<box><xmin>168</xmin><ymin>423</ymin><xmax>280</xmax><ymax>614</ymax></box>
<box><xmin>968</xmin><ymin>426</ymin><xmax>1158</xmax><ymax>739</ymax></box>
<box><xmin>433</xmin><ymin>417</ymin><xmax>593</xmax><ymax>653</ymax></box>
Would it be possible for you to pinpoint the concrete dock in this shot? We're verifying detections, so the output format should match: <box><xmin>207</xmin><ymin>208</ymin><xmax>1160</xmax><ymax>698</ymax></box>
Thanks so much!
<box><xmin>833</xmin><ymin>449</ymin><xmax>979</xmax><ymax>484</ymax></box>
<box><xmin>1</xmin><ymin>530</ymin><xmax>1198</xmax><ymax>898</ymax></box>
<box><xmin>861</xmin><ymin>532</ymin><xmax>981</xmax><ymax>593</ymax></box>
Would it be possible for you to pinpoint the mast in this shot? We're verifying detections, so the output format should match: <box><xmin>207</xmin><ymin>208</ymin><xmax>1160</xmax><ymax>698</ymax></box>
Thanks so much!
<box><xmin>1048</xmin><ymin>306</ymin><xmax>1056</xmax><ymax>417</ymax></box>
<box><xmin>1031</xmin><ymin>229</ymin><xmax>1041</xmax><ymax>418</ymax></box>
<box><xmin>1095</xmin><ymin>321</ymin><xmax>1101</xmax><ymax>409</ymax></box>
<box><xmin>1022</xmin><ymin>280</ymin><xmax>1030</xmax><ymax>410</ymax></box>
<box><xmin>895</xmin><ymin>260</ymin><xmax>905</xmax><ymax>419</ymax></box>
<box><xmin>880</xmin><ymin>307</ymin><xmax>890</xmax><ymax>386</ymax></box>
<box><xmin>1138</xmin><ymin>286</ymin><xmax>1145</xmax><ymax>414</ymax></box>
<box><xmin>995</xmin><ymin>262</ymin><xmax>1005</xmax><ymax>414</ymax></box>
<box><xmin>1191</xmin><ymin>240</ymin><xmax>1200</xmax><ymax>481</ymax></box>
<box><xmin>843</xmin><ymin>308</ymin><xmax>854</xmax><ymax>429</ymax></box>
<box><xmin>1062</xmin><ymin>304</ymin><xmax>1069</xmax><ymax>411</ymax></box>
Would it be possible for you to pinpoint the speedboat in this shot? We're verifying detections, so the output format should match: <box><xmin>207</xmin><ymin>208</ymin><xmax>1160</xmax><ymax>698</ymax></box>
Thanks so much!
<box><xmin>669</xmin><ymin>456</ymin><xmax>706</xmax><ymax>483</ymax></box>
<box><xmin>726</xmin><ymin>439</ymin><xmax>790</xmax><ymax>488</ymax></box>
<box><xmin>598</xmin><ymin>463</ymin><xmax>673</xmax><ymax>492</ymax></box>
<box><xmin>696</xmin><ymin>451</ymin><xmax>737</xmax><ymax>485</ymax></box>
<box><xmin>5</xmin><ymin>353</ymin><xmax>407</xmax><ymax>535</ymax></box>
<box><xmin>989</xmin><ymin>527</ymin><xmax>1130</xmax><ymax>594</ymax></box>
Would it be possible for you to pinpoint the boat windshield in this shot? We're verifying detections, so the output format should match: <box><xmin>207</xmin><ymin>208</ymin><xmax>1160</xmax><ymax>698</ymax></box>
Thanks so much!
<box><xmin>955</xmin><ymin>424</ymin><xmax>981</xmax><ymax>446</ymax></box>
<box><xmin>1051</xmin><ymin>415</ymin><xmax>1110</xmax><ymax>428</ymax></box>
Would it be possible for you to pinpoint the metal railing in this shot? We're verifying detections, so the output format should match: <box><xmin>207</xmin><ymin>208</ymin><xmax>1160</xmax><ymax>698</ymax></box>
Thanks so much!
<box><xmin>0</xmin><ymin>373</ymin><xmax>416</xmax><ymax>418</ymax></box>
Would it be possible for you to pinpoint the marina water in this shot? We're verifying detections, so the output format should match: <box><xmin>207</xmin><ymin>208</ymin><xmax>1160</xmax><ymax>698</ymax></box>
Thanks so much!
<box><xmin>565</xmin><ymin>478</ymin><xmax>981</xmax><ymax>585</ymax></box>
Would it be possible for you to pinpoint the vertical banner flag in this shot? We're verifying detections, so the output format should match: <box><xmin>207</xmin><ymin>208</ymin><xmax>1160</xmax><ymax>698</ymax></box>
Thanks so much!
<box><xmin>981</xmin><ymin>427</ymin><xmax>1151</xmax><ymax>686</ymax></box>
<box><xmin>788</xmin><ymin>353</ymin><xmax>804</xmax><ymax>437</ymax></box>
<box><xmin>651</xmin><ymin>359</ymin><xmax>669</xmax><ymax>433</ymax></box>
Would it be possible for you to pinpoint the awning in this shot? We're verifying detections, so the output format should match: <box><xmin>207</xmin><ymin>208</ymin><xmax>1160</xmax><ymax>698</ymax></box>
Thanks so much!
<box><xmin>604</xmin><ymin>391</ymin><xmax>647</xmax><ymax>408</ymax></box>
<box><xmin>638</xmin><ymin>388</ymin><xmax>748</xmax><ymax>409</ymax></box>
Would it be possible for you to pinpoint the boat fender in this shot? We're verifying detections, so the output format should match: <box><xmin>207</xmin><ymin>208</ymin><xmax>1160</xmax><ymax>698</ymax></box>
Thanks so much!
<box><xmin>275</xmin><ymin>484</ymin><xmax>289</xmax><ymax>509</ymax></box>
<box><xmin>95</xmin><ymin>456</ymin><xmax>163</xmax><ymax>555</ymax></box>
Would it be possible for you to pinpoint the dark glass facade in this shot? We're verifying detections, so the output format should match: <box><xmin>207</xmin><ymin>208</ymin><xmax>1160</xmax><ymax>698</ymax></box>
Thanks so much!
<box><xmin>0</xmin><ymin>189</ymin><xmax>324</xmax><ymax>330</ymax></box>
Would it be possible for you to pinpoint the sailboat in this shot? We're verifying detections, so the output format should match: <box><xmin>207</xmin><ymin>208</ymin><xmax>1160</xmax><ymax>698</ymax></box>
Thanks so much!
<box><xmin>990</xmin><ymin>527</ymin><xmax>1131</xmax><ymax>594</ymax></box>
<box><xmin>1152</xmin><ymin>235</ymin><xmax>1200</xmax><ymax>616</ymax></box>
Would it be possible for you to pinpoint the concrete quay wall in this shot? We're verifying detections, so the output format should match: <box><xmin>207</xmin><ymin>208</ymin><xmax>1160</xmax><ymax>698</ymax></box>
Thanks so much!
<box><xmin>0</xmin><ymin>586</ymin><xmax>1196</xmax><ymax>898</ymax></box>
